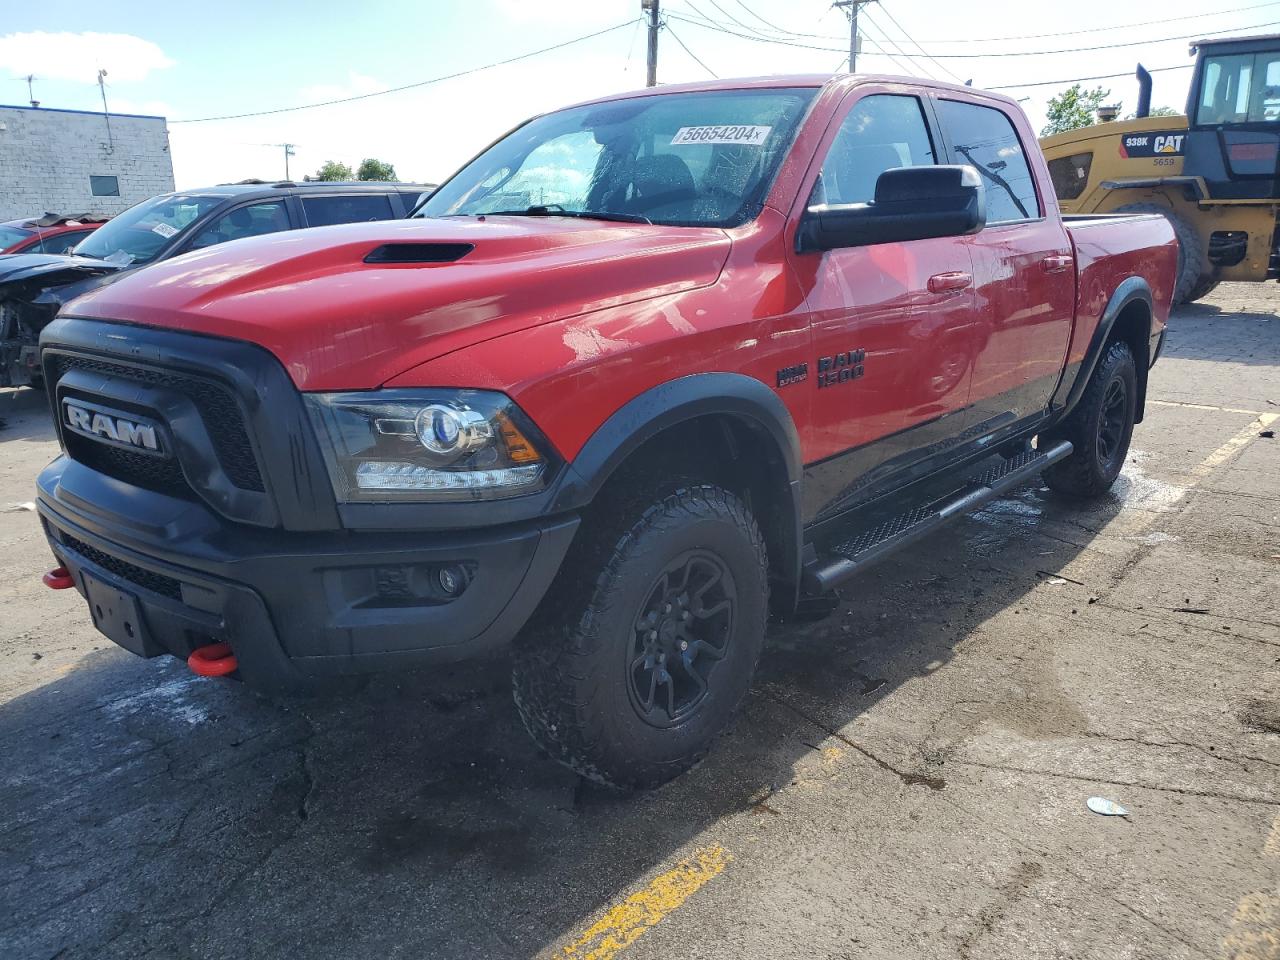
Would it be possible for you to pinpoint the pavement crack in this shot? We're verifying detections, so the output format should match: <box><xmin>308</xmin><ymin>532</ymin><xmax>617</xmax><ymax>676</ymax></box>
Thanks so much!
<box><xmin>759</xmin><ymin>688</ymin><xmax>946</xmax><ymax>790</ymax></box>
<box><xmin>1079</xmin><ymin>731</ymin><xmax>1272</xmax><ymax>771</ymax></box>
<box><xmin>952</xmin><ymin>757</ymin><xmax>1278</xmax><ymax>806</ymax></box>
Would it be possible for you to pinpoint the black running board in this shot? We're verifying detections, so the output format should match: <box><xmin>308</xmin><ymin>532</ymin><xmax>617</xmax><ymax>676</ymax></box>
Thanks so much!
<box><xmin>802</xmin><ymin>440</ymin><xmax>1073</xmax><ymax>594</ymax></box>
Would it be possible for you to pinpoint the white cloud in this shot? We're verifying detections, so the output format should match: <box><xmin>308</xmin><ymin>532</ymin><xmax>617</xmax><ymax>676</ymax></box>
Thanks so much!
<box><xmin>299</xmin><ymin>71</ymin><xmax>387</xmax><ymax>104</ymax></box>
<box><xmin>0</xmin><ymin>31</ymin><xmax>174</xmax><ymax>84</ymax></box>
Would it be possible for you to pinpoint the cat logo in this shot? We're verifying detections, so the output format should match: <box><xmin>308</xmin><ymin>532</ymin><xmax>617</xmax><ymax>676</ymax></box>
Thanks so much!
<box><xmin>1119</xmin><ymin>131</ymin><xmax>1187</xmax><ymax>159</ymax></box>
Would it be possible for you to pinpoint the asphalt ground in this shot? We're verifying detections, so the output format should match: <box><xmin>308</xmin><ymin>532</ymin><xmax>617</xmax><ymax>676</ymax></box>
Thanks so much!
<box><xmin>1</xmin><ymin>284</ymin><xmax>1277</xmax><ymax>960</ymax></box>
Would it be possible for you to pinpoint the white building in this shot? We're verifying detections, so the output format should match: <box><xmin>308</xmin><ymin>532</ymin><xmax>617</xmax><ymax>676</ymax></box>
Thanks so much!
<box><xmin>0</xmin><ymin>104</ymin><xmax>175</xmax><ymax>221</ymax></box>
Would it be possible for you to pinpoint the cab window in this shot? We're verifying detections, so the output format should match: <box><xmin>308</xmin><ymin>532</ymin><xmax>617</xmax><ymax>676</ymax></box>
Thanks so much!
<box><xmin>936</xmin><ymin>99</ymin><xmax>1041</xmax><ymax>223</ymax></box>
<box><xmin>1197</xmin><ymin>51</ymin><xmax>1280</xmax><ymax>124</ymax></box>
<box><xmin>302</xmin><ymin>194</ymin><xmax>395</xmax><ymax>227</ymax></box>
<box><xmin>39</xmin><ymin>230</ymin><xmax>93</xmax><ymax>255</ymax></box>
<box><xmin>814</xmin><ymin>94</ymin><xmax>937</xmax><ymax>205</ymax></box>
<box><xmin>188</xmin><ymin>200</ymin><xmax>291</xmax><ymax>251</ymax></box>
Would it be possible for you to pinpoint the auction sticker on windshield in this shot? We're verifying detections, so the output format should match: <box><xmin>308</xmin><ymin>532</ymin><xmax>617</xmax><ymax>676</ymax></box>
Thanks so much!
<box><xmin>671</xmin><ymin>125</ymin><xmax>772</xmax><ymax>146</ymax></box>
<box><xmin>151</xmin><ymin>222</ymin><xmax>179</xmax><ymax>239</ymax></box>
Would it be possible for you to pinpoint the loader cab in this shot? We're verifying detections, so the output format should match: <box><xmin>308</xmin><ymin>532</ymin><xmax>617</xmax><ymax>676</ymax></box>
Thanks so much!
<box><xmin>1184</xmin><ymin>34</ymin><xmax>1280</xmax><ymax>199</ymax></box>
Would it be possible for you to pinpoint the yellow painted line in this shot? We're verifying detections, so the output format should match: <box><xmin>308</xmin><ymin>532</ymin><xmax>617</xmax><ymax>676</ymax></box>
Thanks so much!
<box><xmin>1187</xmin><ymin>414</ymin><xmax>1278</xmax><ymax>483</ymax></box>
<box><xmin>559</xmin><ymin>845</ymin><xmax>731</xmax><ymax>960</ymax></box>
<box><xmin>1149</xmin><ymin>399</ymin><xmax>1268</xmax><ymax>417</ymax></box>
<box><xmin>1219</xmin><ymin>809</ymin><xmax>1280</xmax><ymax>958</ymax></box>
<box><xmin>1264</xmin><ymin>812</ymin><xmax>1280</xmax><ymax>859</ymax></box>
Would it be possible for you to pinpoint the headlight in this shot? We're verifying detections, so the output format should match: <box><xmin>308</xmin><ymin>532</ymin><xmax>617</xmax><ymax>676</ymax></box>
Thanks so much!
<box><xmin>305</xmin><ymin>389</ymin><xmax>558</xmax><ymax>502</ymax></box>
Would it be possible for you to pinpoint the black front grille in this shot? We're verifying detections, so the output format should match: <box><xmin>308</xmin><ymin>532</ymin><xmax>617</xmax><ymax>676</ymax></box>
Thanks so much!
<box><xmin>48</xmin><ymin>354</ymin><xmax>264</xmax><ymax>492</ymax></box>
<box><xmin>64</xmin><ymin>436</ymin><xmax>193</xmax><ymax>500</ymax></box>
<box><xmin>58</xmin><ymin>532</ymin><xmax>183</xmax><ymax>601</ymax></box>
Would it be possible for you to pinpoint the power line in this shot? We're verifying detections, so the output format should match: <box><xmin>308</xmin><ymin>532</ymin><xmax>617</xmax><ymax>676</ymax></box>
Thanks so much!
<box><xmin>904</xmin><ymin>0</ymin><xmax>1280</xmax><ymax>43</ymax></box>
<box><xmin>665</xmin><ymin>21</ymin><xmax>719</xmax><ymax>78</ymax></box>
<box><xmin>730</xmin><ymin>0</ymin><xmax>792</xmax><ymax>34</ymax></box>
<box><xmin>875</xmin><ymin>18</ymin><xmax>1280</xmax><ymax>58</ymax></box>
<box><xmin>170</xmin><ymin>19</ymin><xmax>639</xmax><ymax>124</ymax></box>
<box><xmin>988</xmin><ymin>63</ymin><xmax>1195</xmax><ymax>91</ymax></box>
<box><xmin>857</xmin><ymin>12</ymin><xmax>942</xmax><ymax>80</ymax></box>
<box><xmin>871</xmin><ymin>5</ymin><xmax>965</xmax><ymax>82</ymax></box>
<box><xmin>668</xmin><ymin>10</ymin><xmax>1280</xmax><ymax>60</ymax></box>
<box><xmin>677</xmin><ymin>0</ymin><xmax>1280</xmax><ymax>48</ymax></box>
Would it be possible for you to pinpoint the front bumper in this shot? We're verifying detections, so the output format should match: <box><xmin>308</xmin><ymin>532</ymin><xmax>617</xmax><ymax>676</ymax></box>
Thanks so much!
<box><xmin>37</xmin><ymin>456</ymin><xmax>579</xmax><ymax>692</ymax></box>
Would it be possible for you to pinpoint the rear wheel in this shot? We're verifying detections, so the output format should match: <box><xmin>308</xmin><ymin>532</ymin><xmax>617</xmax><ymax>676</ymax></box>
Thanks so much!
<box><xmin>1041</xmin><ymin>340</ymin><xmax>1137</xmax><ymax>499</ymax></box>
<box><xmin>1113</xmin><ymin>202</ymin><xmax>1209</xmax><ymax>305</ymax></box>
<box><xmin>512</xmin><ymin>484</ymin><xmax>768</xmax><ymax>789</ymax></box>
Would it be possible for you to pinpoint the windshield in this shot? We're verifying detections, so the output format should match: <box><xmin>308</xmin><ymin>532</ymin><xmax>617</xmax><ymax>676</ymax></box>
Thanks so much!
<box><xmin>0</xmin><ymin>225</ymin><xmax>33</xmax><ymax>250</ymax></box>
<box><xmin>73</xmin><ymin>194</ymin><xmax>223</xmax><ymax>265</ymax></box>
<box><xmin>419</xmin><ymin>88</ymin><xmax>817</xmax><ymax>228</ymax></box>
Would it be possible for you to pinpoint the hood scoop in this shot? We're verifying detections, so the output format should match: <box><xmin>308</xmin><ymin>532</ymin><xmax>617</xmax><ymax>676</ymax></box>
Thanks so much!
<box><xmin>364</xmin><ymin>242</ymin><xmax>474</xmax><ymax>265</ymax></box>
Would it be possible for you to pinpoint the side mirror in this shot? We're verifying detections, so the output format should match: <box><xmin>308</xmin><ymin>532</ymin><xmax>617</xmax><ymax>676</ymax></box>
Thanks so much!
<box><xmin>797</xmin><ymin>164</ymin><xmax>986</xmax><ymax>252</ymax></box>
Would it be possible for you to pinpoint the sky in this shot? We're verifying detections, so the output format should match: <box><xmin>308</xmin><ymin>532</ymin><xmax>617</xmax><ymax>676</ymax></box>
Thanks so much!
<box><xmin>1</xmin><ymin>0</ymin><xmax>1277</xmax><ymax>190</ymax></box>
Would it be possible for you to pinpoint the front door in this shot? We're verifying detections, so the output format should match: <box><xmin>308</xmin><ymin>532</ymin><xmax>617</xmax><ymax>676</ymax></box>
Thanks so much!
<box><xmin>789</xmin><ymin>89</ymin><xmax>981</xmax><ymax>523</ymax></box>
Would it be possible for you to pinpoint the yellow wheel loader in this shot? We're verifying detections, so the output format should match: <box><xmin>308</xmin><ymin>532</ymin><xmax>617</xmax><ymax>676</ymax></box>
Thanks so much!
<box><xmin>1040</xmin><ymin>34</ymin><xmax>1280</xmax><ymax>302</ymax></box>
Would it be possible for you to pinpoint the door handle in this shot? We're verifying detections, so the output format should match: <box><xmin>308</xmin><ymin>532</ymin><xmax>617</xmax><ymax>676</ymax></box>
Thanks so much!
<box><xmin>1041</xmin><ymin>254</ymin><xmax>1074</xmax><ymax>273</ymax></box>
<box><xmin>927</xmin><ymin>271</ymin><xmax>972</xmax><ymax>293</ymax></box>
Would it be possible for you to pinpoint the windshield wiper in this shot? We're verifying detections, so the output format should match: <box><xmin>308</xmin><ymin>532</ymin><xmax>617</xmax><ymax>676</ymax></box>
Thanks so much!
<box><xmin>484</xmin><ymin>205</ymin><xmax>652</xmax><ymax>225</ymax></box>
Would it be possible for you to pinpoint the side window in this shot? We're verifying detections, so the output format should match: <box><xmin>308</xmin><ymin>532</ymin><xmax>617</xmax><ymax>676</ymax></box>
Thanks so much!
<box><xmin>936</xmin><ymin>99</ymin><xmax>1041</xmax><ymax>223</ymax></box>
<box><xmin>815</xmin><ymin>94</ymin><xmax>937</xmax><ymax>206</ymax></box>
<box><xmin>188</xmin><ymin>200</ymin><xmax>291</xmax><ymax>251</ymax></box>
<box><xmin>1047</xmin><ymin>152</ymin><xmax>1092</xmax><ymax>202</ymax></box>
<box><xmin>302</xmin><ymin>194</ymin><xmax>396</xmax><ymax>227</ymax></box>
<box><xmin>41</xmin><ymin>230</ymin><xmax>92</xmax><ymax>255</ymax></box>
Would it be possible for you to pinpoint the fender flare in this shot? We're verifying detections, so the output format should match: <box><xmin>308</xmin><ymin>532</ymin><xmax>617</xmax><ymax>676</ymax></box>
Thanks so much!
<box><xmin>550</xmin><ymin>373</ymin><xmax>804</xmax><ymax>606</ymax></box>
<box><xmin>1049</xmin><ymin>275</ymin><xmax>1153</xmax><ymax>421</ymax></box>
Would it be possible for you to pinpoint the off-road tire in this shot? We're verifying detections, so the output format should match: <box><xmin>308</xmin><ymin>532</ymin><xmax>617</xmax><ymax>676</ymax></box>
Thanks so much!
<box><xmin>1041</xmin><ymin>340</ymin><xmax>1137</xmax><ymax>499</ymax></box>
<box><xmin>512</xmin><ymin>484</ymin><xmax>768</xmax><ymax>789</ymax></box>
<box><xmin>1113</xmin><ymin>202</ymin><xmax>1208</xmax><ymax>304</ymax></box>
<box><xmin>1184</xmin><ymin>277</ymin><xmax>1219</xmax><ymax>303</ymax></box>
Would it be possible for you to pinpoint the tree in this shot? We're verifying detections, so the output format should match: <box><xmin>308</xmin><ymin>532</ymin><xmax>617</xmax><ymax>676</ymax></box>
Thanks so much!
<box><xmin>313</xmin><ymin>160</ymin><xmax>353</xmax><ymax>182</ymax></box>
<box><xmin>1126</xmin><ymin>105</ymin><xmax>1182</xmax><ymax>120</ymax></box>
<box><xmin>1041</xmin><ymin>85</ymin><xmax>1113</xmax><ymax>137</ymax></box>
<box><xmin>357</xmin><ymin>158</ymin><xmax>398</xmax><ymax>181</ymax></box>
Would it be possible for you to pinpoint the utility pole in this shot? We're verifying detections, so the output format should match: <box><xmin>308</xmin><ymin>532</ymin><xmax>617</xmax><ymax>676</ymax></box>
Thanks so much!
<box><xmin>282</xmin><ymin>143</ymin><xmax>296</xmax><ymax>180</ymax></box>
<box><xmin>642</xmin><ymin>0</ymin><xmax>660</xmax><ymax>88</ymax></box>
<box><xmin>833</xmin><ymin>0</ymin><xmax>876</xmax><ymax>72</ymax></box>
<box><xmin>97</xmin><ymin>69</ymin><xmax>114</xmax><ymax>151</ymax></box>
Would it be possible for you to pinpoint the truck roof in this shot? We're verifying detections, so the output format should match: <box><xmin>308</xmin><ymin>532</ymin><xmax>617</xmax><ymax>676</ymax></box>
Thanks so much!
<box><xmin>560</xmin><ymin>73</ymin><xmax>1021</xmax><ymax>114</ymax></box>
<box><xmin>191</xmin><ymin>180</ymin><xmax>434</xmax><ymax>199</ymax></box>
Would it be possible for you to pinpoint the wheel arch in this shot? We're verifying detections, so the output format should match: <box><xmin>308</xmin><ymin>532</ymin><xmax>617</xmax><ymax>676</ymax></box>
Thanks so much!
<box><xmin>1050</xmin><ymin>276</ymin><xmax>1154</xmax><ymax>426</ymax></box>
<box><xmin>551</xmin><ymin>373</ymin><xmax>804</xmax><ymax>613</ymax></box>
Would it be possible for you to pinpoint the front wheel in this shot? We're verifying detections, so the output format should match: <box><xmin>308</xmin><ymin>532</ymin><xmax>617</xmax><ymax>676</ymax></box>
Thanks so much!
<box><xmin>1041</xmin><ymin>339</ymin><xmax>1137</xmax><ymax>499</ymax></box>
<box><xmin>512</xmin><ymin>484</ymin><xmax>768</xmax><ymax>789</ymax></box>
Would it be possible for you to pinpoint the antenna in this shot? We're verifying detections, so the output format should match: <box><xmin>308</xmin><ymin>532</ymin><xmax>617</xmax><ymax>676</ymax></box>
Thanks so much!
<box><xmin>26</xmin><ymin>74</ymin><xmax>38</xmax><ymax>108</ymax></box>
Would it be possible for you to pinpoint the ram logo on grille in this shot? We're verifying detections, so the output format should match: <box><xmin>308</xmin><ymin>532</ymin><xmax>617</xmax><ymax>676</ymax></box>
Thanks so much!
<box><xmin>63</xmin><ymin>401</ymin><xmax>162</xmax><ymax>453</ymax></box>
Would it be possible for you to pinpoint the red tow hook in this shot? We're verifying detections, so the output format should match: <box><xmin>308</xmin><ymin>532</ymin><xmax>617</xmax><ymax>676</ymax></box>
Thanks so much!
<box><xmin>188</xmin><ymin>642</ymin><xmax>239</xmax><ymax>678</ymax></box>
<box><xmin>42</xmin><ymin>566</ymin><xmax>75</xmax><ymax>590</ymax></box>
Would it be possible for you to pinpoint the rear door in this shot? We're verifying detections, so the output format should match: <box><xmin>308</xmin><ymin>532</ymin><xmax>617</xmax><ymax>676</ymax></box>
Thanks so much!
<box><xmin>934</xmin><ymin>96</ymin><xmax>1075</xmax><ymax>431</ymax></box>
<box><xmin>790</xmin><ymin>88</ymin><xmax>981</xmax><ymax>522</ymax></box>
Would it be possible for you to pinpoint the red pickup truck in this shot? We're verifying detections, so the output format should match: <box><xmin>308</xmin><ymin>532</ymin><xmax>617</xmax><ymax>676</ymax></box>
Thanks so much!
<box><xmin>36</xmin><ymin>75</ymin><xmax>1176</xmax><ymax>788</ymax></box>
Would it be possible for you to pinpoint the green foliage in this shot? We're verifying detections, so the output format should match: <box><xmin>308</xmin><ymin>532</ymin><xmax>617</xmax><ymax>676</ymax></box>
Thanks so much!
<box><xmin>1127</xmin><ymin>105</ymin><xmax>1182</xmax><ymax>119</ymax></box>
<box><xmin>313</xmin><ymin>160</ymin><xmax>353</xmax><ymax>182</ymax></box>
<box><xmin>1041</xmin><ymin>85</ymin><xmax>1114</xmax><ymax>137</ymax></box>
<box><xmin>357</xmin><ymin>158</ymin><xmax>398</xmax><ymax>181</ymax></box>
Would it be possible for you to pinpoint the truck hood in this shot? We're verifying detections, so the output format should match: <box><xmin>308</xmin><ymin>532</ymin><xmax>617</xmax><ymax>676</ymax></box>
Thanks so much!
<box><xmin>0</xmin><ymin>252</ymin><xmax>122</xmax><ymax>287</ymax></box>
<box><xmin>65</xmin><ymin>217</ymin><xmax>732</xmax><ymax>390</ymax></box>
